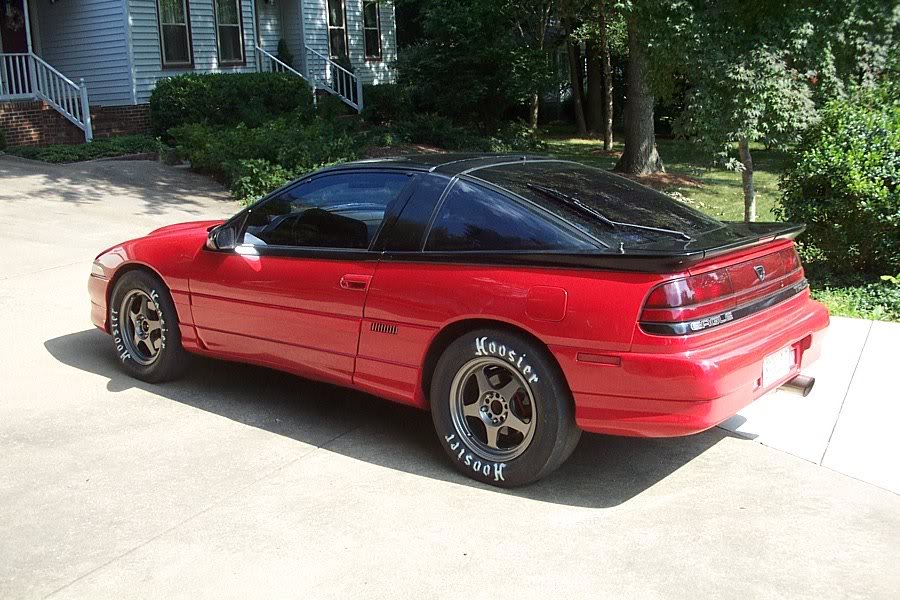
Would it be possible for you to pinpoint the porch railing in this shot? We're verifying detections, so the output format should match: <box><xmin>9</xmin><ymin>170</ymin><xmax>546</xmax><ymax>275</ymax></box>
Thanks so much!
<box><xmin>1</xmin><ymin>52</ymin><xmax>93</xmax><ymax>142</ymax></box>
<box><xmin>304</xmin><ymin>46</ymin><xmax>363</xmax><ymax>113</ymax></box>
<box><xmin>255</xmin><ymin>45</ymin><xmax>317</xmax><ymax>109</ymax></box>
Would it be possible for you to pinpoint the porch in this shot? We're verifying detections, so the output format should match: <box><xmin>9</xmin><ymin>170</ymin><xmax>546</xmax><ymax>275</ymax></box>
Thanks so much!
<box><xmin>1</xmin><ymin>0</ymin><xmax>93</xmax><ymax>141</ymax></box>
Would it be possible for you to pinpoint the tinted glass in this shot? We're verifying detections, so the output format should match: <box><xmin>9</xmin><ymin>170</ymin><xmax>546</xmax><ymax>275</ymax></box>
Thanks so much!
<box><xmin>473</xmin><ymin>162</ymin><xmax>724</xmax><ymax>247</ymax></box>
<box><xmin>425</xmin><ymin>180</ymin><xmax>597</xmax><ymax>252</ymax></box>
<box><xmin>243</xmin><ymin>173</ymin><xmax>410</xmax><ymax>249</ymax></box>
<box><xmin>365</xmin><ymin>30</ymin><xmax>381</xmax><ymax>58</ymax></box>
<box><xmin>217</xmin><ymin>0</ymin><xmax>238</xmax><ymax>23</ymax></box>
<box><xmin>218</xmin><ymin>26</ymin><xmax>243</xmax><ymax>62</ymax></box>
<box><xmin>328</xmin><ymin>0</ymin><xmax>344</xmax><ymax>27</ymax></box>
<box><xmin>162</xmin><ymin>25</ymin><xmax>190</xmax><ymax>64</ymax></box>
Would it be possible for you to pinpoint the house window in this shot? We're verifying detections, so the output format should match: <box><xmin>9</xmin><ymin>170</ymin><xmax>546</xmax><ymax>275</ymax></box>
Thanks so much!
<box><xmin>362</xmin><ymin>0</ymin><xmax>382</xmax><ymax>59</ymax></box>
<box><xmin>157</xmin><ymin>0</ymin><xmax>193</xmax><ymax>67</ymax></box>
<box><xmin>326</xmin><ymin>0</ymin><xmax>348</xmax><ymax>59</ymax></box>
<box><xmin>214</xmin><ymin>0</ymin><xmax>245</xmax><ymax>64</ymax></box>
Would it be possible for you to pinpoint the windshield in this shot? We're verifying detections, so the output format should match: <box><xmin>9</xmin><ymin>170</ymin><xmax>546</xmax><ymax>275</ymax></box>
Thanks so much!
<box><xmin>470</xmin><ymin>161</ymin><xmax>724</xmax><ymax>248</ymax></box>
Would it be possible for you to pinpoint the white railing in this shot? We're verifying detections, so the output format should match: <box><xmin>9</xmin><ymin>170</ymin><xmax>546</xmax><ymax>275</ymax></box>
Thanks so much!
<box><xmin>0</xmin><ymin>53</ymin><xmax>32</xmax><ymax>99</ymax></box>
<box><xmin>0</xmin><ymin>52</ymin><xmax>93</xmax><ymax>142</ymax></box>
<box><xmin>304</xmin><ymin>46</ymin><xmax>363</xmax><ymax>113</ymax></box>
<box><xmin>255</xmin><ymin>45</ymin><xmax>317</xmax><ymax>109</ymax></box>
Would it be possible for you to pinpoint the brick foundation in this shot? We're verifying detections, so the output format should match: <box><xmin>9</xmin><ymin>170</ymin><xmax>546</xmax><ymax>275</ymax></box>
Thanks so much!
<box><xmin>0</xmin><ymin>101</ymin><xmax>151</xmax><ymax>148</ymax></box>
<box><xmin>90</xmin><ymin>104</ymin><xmax>151</xmax><ymax>139</ymax></box>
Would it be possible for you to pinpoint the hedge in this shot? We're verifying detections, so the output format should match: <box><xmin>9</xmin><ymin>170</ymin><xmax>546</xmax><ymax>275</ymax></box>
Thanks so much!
<box><xmin>149</xmin><ymin>72</ymin><xmax>315</xmax><ymax>136</ymax></box>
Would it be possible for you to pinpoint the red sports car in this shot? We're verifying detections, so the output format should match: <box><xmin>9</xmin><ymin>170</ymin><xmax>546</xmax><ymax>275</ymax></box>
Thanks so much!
<box><xmin>89</xmin><ymin>155</ymin><xmax>829</xmax><ymax>486</ymax></box>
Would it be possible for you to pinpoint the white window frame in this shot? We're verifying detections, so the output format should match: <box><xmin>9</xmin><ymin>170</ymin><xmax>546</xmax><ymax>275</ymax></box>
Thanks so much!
<box><xmin>362</xmin><ymin>0</ymin><xmax>382</xmax><ymax>60</ymax></box>
<box><xmin>326</xmin><ymin>0</ymin><xmax>349</xmax><ymax>59</ymax></box>
<box><xmin>157</xmin><ymin>0</ymin><xmax>193</xmax><ymax>68</ymax></box>
<box><xmin>214</xmin><ymin>0</ymin><xmax>245</xmax><ymax>65</ymax></box>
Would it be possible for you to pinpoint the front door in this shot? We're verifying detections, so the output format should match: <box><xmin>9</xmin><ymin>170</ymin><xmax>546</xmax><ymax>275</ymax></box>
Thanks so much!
<box><xmin>1</xmin><ymin>0</ymin><xmax>30</xmax><ymax>96</ymax></box>
<box><xmin>189</xmin><ymin>170</ymin><xmax>414</xmax><ymax>386</ymax></box>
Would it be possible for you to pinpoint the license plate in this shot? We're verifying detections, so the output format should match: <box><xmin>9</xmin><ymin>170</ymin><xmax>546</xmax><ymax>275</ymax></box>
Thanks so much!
<box><xmin>762</xmin><ymin>346</ymin><xmax>794</xmax><ymax>388</ymax></box>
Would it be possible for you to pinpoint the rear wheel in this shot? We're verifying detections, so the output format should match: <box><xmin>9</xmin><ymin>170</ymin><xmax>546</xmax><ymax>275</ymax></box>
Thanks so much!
<box><xmin>430</xmin><ymin>329</ymin><xmax>581</xmax><ymax>487</ymax></box>
<box><xmin>108</xmin><ymin>270</ymin><xmax>187</xmax><ymax>383</ymax></box>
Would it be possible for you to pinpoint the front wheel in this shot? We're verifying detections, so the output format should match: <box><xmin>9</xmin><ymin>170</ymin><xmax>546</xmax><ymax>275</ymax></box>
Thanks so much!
<box><xmin>108</xmin><ymin>270</ymin><xmax>187</xmax><ymax>383</ymax></box>
<box><xmin>430</xmin><ymin>329</ymin><xmax>581</xmax><ymax>487</ymax></box>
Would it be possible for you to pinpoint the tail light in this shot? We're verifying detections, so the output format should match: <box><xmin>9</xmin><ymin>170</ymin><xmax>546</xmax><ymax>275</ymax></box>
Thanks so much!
<box><xmin>640</xmin><ymin>247</ymin><xmax>806</xmax><ymax>334</ymax></box>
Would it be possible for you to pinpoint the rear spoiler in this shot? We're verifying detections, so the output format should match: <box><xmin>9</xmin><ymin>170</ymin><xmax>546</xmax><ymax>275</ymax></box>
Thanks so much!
<box><xmin>380</xmin><ymin>222</ymin><xmax>806</xmax><ymax>273</ymax></box>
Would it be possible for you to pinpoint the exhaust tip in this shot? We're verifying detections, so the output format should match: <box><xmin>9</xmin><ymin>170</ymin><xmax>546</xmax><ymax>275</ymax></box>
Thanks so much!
<box><xmin>780</xmin><ymin>374</ymin><xmax>815</xmax><ymax>397</ymax></box>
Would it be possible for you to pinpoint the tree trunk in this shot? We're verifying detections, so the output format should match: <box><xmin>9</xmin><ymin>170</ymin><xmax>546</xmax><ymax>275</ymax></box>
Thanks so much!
<box><xmin>529</xmin><ymin>93</ymin><xmax>540</xmax><ymax>129</ymax></box>
<box><xmin>599</xmin><ymin>0</ymin><xmax>614</xmax><ymax>151</ymax></box>
<box><xmin>614</xmin><ymin>17</ymin><xmax>663</xmax><ymax>175</ymax></box>
<box><xmin>738</xmin><ymin>137</ymin><xmax>756</xmax><ymax>222</ymax></box>
<box><xmin>586</xmin><ymin>42</ymin><xmax>604</xmax><ymax>135</ymax></box>
<box><xmin>566</xmin><ymin>38</ymin><xmax>588</xmax><ymax>137</ymax></box>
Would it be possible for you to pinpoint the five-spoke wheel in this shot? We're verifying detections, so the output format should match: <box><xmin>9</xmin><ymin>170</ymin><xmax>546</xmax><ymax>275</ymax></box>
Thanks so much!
<box><xmin>109</xmin><ymin>270</ymin><xmax>186</xmax><ymax>383</ymax></box>
<box><xmin>450</xmin><ymin>357</ymin><xmax>536</xmax><ymax>461</ymax></box>
<box><xmin>120</xmin><ymin>289</ymin><xmax>164</xmax><ymax>365</ymax></box>
<box><xmin>431</xmin><ymin>328</ymin><xmax>581</xmax><ymax>487</ymax></box>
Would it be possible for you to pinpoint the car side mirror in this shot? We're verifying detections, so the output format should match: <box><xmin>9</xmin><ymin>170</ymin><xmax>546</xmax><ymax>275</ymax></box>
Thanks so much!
<box><xmin>206</xmin><ymin>225</ymin><xmax>237</xmax><ymax>251</ymax></box>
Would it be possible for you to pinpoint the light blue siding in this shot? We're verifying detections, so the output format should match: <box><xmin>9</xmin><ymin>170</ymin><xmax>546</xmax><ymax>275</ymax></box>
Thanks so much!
<box><xmin>129</xmin><ymin>0</ymin><xmax>259</xmax><ymax>104</ymax></box>
<box><xmin>302</xmin><ymin>0</ymin><xmax>396</xmax><ymax>85</ymax></box>
<box><xmin>344</xmin><ymin>0</ymin><xmax>396</xmax><ymax>84</ymax></box>
<box><xmin>33</xmin><ymin>0</ymin><xmax>133</xmax><ymax>105</ymax></box>
<box><xmin>256</xmin><ymin>0</ymin><xmax>282</xmax><ymax>56</ymax></box>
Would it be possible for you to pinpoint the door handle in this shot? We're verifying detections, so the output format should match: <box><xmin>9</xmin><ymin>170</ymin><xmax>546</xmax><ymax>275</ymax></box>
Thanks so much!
<box><xmin>340</xmin><ymin>274</ymin><xmax>372</xmax><ymax>291</ymax></box>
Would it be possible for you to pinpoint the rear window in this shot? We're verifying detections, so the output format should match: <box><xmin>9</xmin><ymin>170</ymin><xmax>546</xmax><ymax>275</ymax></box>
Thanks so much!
<box><xmin>425</xmin><ymin>179</ymin><xmax>598</xmax><ymax>252</ymax></box>
<box><xmin>472</xmin><ymin>161</ymin><xmax>724</xmax><ymax>247</ymax></box>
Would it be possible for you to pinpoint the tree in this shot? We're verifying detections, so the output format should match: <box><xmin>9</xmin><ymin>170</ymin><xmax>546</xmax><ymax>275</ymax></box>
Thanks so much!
<box><xmin>396</xmin><ymin>0</ymin><xmax>553</xmax><ymax>133</ymax></box>
<box><xmin>614</xmin><ymin>11</ymin><xmax>663</xmax><ymax>174</ymax></box>
<box><xmin>669</xmin><ymin>0</ymin><xmax>900</xmax><ymax>221</ymax></box>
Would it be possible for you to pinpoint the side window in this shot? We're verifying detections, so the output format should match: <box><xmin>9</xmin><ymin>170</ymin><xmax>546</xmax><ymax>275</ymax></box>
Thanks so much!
<box><xmin>425</xmin><ymin>180</ymin><xmax>597</xmax><ymax>252</ymax></box>
<box><xmin>242</xmin><ymin>172</ymin><xmax>410</xmax><ymax>249</ymax></box>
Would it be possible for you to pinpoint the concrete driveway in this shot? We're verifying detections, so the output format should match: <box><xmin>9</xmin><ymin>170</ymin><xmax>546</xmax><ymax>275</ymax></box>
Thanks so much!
<box><xmin>1</xmin><ymin>156</ymin><xmax>898</xmax><ymax>599</ymax></box>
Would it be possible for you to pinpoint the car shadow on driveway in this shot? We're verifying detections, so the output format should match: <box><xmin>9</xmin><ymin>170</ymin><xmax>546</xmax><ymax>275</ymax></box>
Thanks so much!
<box><xmin>45</xmin><ymin>329</ymin><xmax>729</xmax><ymax>509</ymax></box>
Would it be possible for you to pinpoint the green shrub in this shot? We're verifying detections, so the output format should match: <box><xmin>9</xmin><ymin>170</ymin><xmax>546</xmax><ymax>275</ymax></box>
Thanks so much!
<box><xmin>150</xmin><ymin>72</ymin><xmax>315</xmax><ymax>136</ymax></box>
<box><xmin>9</xmin><ymin>135</ymin><xmax>160</xmax><ymax>163</ymax></box>
<box><xmin>395</xmin><ymin>114</ymin><xmax>488</xmax><ymax>150</ymax></box>
<box><xmin>229</xmin><ymin>159</ymin><xmax>296</xmax><ymax>205</ymax></box>
<box><xmin>778</xmin><ymin>86</ymin><xmax>900</xmax><ymax>274</ymax></box>
<box><xmin>486</xmin><ymin>121</ymin><xmax>547</xmax><ymax>152</ymax></box>
<box><xmin>361</xmin><ymin>84</ymin><xmax>411</xmax><ymax>125</ymax></box>
<box><xmin>171</xmin><ymin>115</ymin><xmax>361</xmax><ymax>191</ymax></box>
<box><xmin>316</xmin><ymin>93</ymin><xmax>356</xmax><ymax>121</ymax></box>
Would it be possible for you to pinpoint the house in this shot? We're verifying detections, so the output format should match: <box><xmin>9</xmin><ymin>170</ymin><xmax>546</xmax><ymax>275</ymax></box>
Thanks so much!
<box><xmin>0</xmin><ymin>0</ymin><xmax>397</xmax><ymax>146</ymax></box>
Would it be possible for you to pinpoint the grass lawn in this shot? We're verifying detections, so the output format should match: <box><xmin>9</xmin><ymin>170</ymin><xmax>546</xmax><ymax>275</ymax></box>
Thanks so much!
<box><xmin>541</xmin><ymin>131</ymin><xmax>899</xmax><ymax>322</ymax></box>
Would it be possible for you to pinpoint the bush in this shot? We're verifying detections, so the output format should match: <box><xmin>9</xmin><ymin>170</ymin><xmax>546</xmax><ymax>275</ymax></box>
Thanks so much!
<box><xmin>171</xmin><ymin>115</ymin><xmax>361</xmax><ymax>195</ymax></box>
<box><xmin>361</xmin><ymin>84</ymin><xmax>411</xmax><ymax>125</ymax></box>
<box><xmin>150</xmin><ymin>72</ymin><xmax>315</xmax><ymax>135</ymax></box>
<box><xmin>778</xmin><ymin>86</ymin><xmax>900</xmax><ymax>274</ymax></box>
<box><xmin>395</xmin><ymin>113</ymin><xmax>488</xmax><ymax>150</ymax></box>
<box><xmin>229</xmin><ymin>159</ymin><xmax>296</xmax><ymax>205</ymax></box>
<box><xmin>486</xmin><ymin>121</ymin><xmax>547</xmax><ymax>152</ymax></box>
<box><xmin>9</xmin><ymin>135</ymin><xmax>160</xmax><ymax>163</ymax></box>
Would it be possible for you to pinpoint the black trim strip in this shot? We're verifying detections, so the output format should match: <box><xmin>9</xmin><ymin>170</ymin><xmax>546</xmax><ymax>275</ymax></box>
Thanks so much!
<box><xmin>640</xmin><ymin>279</ymin><xmax>809</xmax><ymax>335</ymax></box>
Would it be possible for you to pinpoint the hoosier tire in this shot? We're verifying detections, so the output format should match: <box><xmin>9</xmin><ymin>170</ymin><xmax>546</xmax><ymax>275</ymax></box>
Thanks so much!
<box><xmin>108</xmin><ymin>270</ymin><xmax>187</xmax><ymax>383</ymax></box>
<box><xmin>430</xmin><ymin>328</ymin><xmax>581</xmax><ymax>487</ymax></box>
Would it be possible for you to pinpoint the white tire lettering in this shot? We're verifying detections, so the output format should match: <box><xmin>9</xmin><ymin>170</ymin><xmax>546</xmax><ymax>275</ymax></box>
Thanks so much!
<box><xmin>445</xmin><ymin>434</ymin><xmax>456</xmax><ymax>442</ymax></box>
<box><xmin>483</xmin><ymin>464</ymin><xmax>490</xmax><ymax>476</ymax></box>
<box><xmin>472</xmin><ymin>337</ymin><xmax>540</xmax><ymax>386</ymax></box>
<box><xmin>464</xmin><ymin>454</ymin><xmax>472</xmax><ymax>466</ymax></box>
<box><xmin>473</xmin><ymin>460</ymin><xmax>481</xmax><ymax>472</ymax></box>
<box><xmin>493</xmin><ymin>463</ymin><xmax>506</xmax><ymax>482</ymax></box>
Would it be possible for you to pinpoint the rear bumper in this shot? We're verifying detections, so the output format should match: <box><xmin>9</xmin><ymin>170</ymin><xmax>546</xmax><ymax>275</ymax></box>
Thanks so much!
<box><xmin>557</xmin><ymin>293</ymin><xmax>830</xmax><ymax>437</ymax></box>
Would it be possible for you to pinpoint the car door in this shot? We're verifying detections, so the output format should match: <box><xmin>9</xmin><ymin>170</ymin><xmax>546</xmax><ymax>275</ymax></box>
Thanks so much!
<box><xmin>189</xmin><ymin>170</ymin><xmax>414</xmax><ymax>386</ymax></box>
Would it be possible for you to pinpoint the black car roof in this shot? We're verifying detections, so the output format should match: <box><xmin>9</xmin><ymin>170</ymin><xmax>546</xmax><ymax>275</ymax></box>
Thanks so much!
<box><xmin>323</xmin><ymin>153</ymin><xmax>555</xmax><ymax>176</ymax></box>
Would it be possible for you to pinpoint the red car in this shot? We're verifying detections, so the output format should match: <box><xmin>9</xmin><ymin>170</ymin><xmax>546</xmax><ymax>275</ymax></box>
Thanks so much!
<box><xmin>89</xmin><ymin>155</ymin><xmax>829</xmax><ymax>486</ymax></box>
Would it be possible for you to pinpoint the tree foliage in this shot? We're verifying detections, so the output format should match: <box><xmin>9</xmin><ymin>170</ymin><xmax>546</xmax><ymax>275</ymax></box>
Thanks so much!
<box><xmin>396</xmin><ymin>0</ymin><xmax>554</xmax><ymax>133</ymax></box>
<box><xmin>778</xmin><ymin>74</ymin><xmax>900</xmax><ymax>274</ymax></box>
